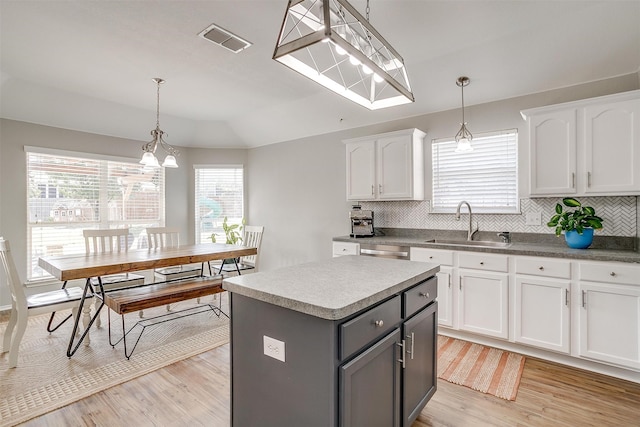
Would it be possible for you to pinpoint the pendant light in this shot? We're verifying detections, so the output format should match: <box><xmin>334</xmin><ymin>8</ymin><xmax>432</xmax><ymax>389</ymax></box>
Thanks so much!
<box><xmin>140</xmin><ymin>78</ymin><xmax>179</xmax><ymax>168</ymax></box>
<box><xmin>455</xmin><ymin>76</ymin><xmax>473</xmax><ymax>153</ymax></box>
<box><xmin>273</xmin><ymin>0</ymin><xmax>414</xmax><ymax>110</ymax></box>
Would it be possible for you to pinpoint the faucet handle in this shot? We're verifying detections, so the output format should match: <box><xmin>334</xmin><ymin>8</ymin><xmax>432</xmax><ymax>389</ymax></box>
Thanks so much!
<box><xmin>497</xmin><ymin>232</ymin><xmax>511</xmax><ymax>243</ymax></box>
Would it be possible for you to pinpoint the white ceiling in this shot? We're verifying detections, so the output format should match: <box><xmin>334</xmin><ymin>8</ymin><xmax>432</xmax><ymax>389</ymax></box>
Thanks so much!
<box><xmin>1</xmin><ymin>0</ymin><xmax>639</xmax><ymax>149</ymax></box>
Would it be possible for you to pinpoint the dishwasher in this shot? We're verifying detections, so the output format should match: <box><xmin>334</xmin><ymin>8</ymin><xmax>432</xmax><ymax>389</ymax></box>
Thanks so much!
<box><xmin>358</xmin><ymin>243</ymin><xmax>410</xmax><ymax>260</ymax></box>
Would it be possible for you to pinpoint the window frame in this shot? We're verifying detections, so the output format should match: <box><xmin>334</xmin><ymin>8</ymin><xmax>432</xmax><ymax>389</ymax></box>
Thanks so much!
<box><xmin>431</xmin><ymin>129</ymin><xmax>519</xmax><ymax>214</ymax></box>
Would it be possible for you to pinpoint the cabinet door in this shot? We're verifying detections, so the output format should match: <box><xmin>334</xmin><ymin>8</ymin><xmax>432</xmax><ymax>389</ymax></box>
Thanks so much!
<box><xmin>515</xmin><ymin>276</ymin><xmax>570</xmax><ymax>354</ymax></box>
<box><xmin>584</xmin><ymin>98</ymin><xmax>640</xmax><ymax>194</ymax></box>
<box><xmin>346</xmin><ymin>141</ymin><xmax>376</xmax><ymax>200</ymax></box>
<box><xmin>529</xmin><ymin>110</ymin><xmax>577</xmax><ymax>196</ymax></box>
<box><xmin>340</xmin><ymin>328</ymin><xmax>401</xmax><ymax>427</ymax></box>
<box><xmin>402</xmin><ymin>303</ymin><xmax>437</xmax><ymax>427</ymax></box>
<box><xmin>377</xmin><ymin>135</ymin><xmax>413</xmax><ymax>199</ymax></box>
<box><xmin>578</xmin><ymin>282</ymin><xmax>640</xmax><ymax>370</ymax></box>
<box><xmin>458</xmin><ymin>270</ymin><xmax>509</xmax><ymax>339</ymax></box>
<box><xmin>436</xmin><ymin>267</ymin><xmax>453</xmax><ymax>327</ymax></box>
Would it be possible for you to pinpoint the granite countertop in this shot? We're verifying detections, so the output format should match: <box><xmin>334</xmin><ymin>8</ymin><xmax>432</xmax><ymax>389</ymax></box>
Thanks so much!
<box><xmin>222</xmin><ymin>255</ymin><xmax>439</xmax><ymax>320</ymax></box>
<box><xmin>333</xmin><ymin>230</ymin><xmax>640</xmax><ymax>264</ymax></box>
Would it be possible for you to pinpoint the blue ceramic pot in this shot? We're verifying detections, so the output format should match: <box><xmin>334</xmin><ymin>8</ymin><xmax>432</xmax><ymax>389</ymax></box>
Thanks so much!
<box><xmin>564</xmin><ymin>228</ymin><xmax>594</xmax><ymax>249</ymax></box>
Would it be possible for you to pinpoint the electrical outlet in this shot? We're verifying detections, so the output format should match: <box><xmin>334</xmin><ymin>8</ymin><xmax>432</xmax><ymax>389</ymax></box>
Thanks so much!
<box><xmin>263</xmin><ymin>335</ymin><xmax>285</xmax><ymax>362</ymax></box>
<box><xmin>525</xmin><ymin>211</ymin><xmax>542</xmax><ymax>226</ymax></box>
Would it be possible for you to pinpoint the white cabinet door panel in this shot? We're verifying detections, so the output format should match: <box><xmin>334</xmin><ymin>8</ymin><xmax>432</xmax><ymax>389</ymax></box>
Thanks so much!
<box><xmin>458</xmin><ymin>270</ymin><xmax>509</xmax><ymax>339</ymax></box>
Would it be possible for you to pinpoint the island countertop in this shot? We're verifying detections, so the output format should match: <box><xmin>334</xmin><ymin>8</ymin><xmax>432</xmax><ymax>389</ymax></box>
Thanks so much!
<box><xmin>222</xmin><ymin>255</ymin><xmax>439</xmax><ymax>320</ymax></box>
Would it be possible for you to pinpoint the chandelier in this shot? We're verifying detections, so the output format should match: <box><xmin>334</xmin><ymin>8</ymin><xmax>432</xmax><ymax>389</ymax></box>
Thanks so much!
<box><xmin>454</xmin><ymin>76</ymin><xmax>473</xmax><ymax>153</ymax></box>
<box><xmin>140</xmin><ymin>78</ymin><xmax>179</xmax><ymax>168</ymax></box>
<box><xmin>273</xmin><ymin>0</ymin><xmax>414</xmax><ymax>110</ymax></box>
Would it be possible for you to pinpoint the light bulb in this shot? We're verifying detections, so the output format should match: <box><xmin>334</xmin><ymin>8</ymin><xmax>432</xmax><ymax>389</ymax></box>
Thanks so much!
<box><xmin>362</xmin><ymin>64</ymin><xmax>373</xmax><ymax>75</ymax></box>
<box><xmin>162</xmin><ymin>155</ymin><xmax>178</xmax><ymax>168</ymax></box>
<box><xmin>373</xmin><ymin>73</ymin><xmax>383</xmax><ymax>83</ymax></box>
<box><xmin>335</xmin><ymin>44</ymin><xmax>347</xmax><ymax>55</ymax></box>
<box><xmin>349</xmin><ymin>55</ymin><xmax>361</xmax><ymax>66</ymax></box>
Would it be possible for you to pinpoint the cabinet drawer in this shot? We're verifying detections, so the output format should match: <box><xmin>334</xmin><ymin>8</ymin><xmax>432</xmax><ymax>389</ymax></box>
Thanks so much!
<box><xmin>340</xmin><ymin>295</ymin><xmax>401</xmax><ymax>360</ymax></box>
<box><xmin>458</xmin><ymin>252</ymin><xmax>508</xmax><ymax>272</ymax></box>
<box><xmin>410</xmin><ymin>247</ymin><xmax>454</xmax><ymax>266</ymax></box>
<box><xmin>579</xmin><ymin>261</ymin><xmax>640</xmax><ymax>285</ymax></box>
<box><xmin>403</xmin><ymin>277</ymin><xmax>437</xmax><ymax>318</ymax></box>
<box><xmin>333</xmin><ymin>242</ymin><xmax>360</xmax><ymax>257</ymax></box>
<box><xmin>515</xmin><ymin>256</ymin><xmax>571</xmax><ymax>279</ymax></box>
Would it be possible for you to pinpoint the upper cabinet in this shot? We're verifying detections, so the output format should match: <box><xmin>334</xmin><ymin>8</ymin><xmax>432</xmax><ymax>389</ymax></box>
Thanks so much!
<box><xmin>344</xmin><ymin>128</ymin><xmax>426</xmax><ymax>201</ymax></box>
<box><xmin>522</xmin><ymin>90</ymin><xmax>640</xmax><ymax>197</ymax></box>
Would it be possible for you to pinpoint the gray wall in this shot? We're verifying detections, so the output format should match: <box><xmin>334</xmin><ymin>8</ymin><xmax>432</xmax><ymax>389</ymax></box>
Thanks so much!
<box><xmin>1</xmin><ymin>72</ymin><xmax>639</xmax><ymax>307</ymax></box>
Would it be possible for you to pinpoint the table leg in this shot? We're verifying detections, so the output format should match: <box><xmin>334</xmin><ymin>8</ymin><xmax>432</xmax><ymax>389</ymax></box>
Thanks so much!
<box><xmin>66</xmin><ymin>277</ymin><xmax>104</xmax><ymax>357</ymax></box>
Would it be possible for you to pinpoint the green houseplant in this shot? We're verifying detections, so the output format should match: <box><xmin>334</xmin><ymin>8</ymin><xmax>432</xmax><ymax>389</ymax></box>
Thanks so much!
<box><xmin>211</xmin><ymin>217</ymin><xmax>244</xmax><ymax>265</ymax></box>
<box><xmin>546</xmin><ymin>197</ymin><xmax>603</xmax><ymax>249</ymax></box>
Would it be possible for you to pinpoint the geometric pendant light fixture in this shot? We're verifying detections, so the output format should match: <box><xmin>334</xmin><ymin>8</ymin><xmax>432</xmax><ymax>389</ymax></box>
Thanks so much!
<box><xmin>273</xmin><ymin>0</ymin><xmax>414</xmax><ymax>110</ymax></box>
<box><xmin>140</xmin><ymin>78</ymin><xmax>179</xmax><ymax>168</ymax></box>
<box><xmin>454</xmin><ymin>76</ymin><xmax>473</xmax><ymax>153</ymax></box>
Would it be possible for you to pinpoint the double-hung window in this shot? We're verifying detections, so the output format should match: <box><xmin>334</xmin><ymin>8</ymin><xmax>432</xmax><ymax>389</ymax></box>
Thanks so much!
<box><xmin>432</xmin><ymin>130</ymin><xmax>518</xmax><ymax>213</ymax></box>
<box><xmin>194</xmin><ymin>165</ymin><xmax>244</xmax><ymax>244</ymax></box>
<box><xmin>26</xmin><ymin>147</ymin><xmax>165</xmax><ymax>281</ymax></box>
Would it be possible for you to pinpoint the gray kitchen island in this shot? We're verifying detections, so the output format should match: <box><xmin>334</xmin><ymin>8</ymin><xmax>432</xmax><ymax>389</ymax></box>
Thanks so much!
<box><xmin>222</xmin><ymin>255</ymin><xmax>440</xmax><ymax>427</ymax></box>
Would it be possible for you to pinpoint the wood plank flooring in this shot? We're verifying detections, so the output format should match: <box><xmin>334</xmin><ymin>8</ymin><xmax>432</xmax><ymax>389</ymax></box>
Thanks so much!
<box><xmin>18</xmin><ymin>344</ymin><xmax>640</xmax><ymax>427</ymax></box>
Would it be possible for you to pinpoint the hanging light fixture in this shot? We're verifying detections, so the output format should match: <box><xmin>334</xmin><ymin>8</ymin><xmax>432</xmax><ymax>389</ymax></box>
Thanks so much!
<box><xmin>272</xmin><ymin>0</ymin><xmax>414</xmax><ymax>110</ymax></box>
<box><xmin>140</xmin><ymin>78</ymin><xmax>179</xmax><ymax>168</ymax></box>
<box><xmin>454</xmin><ymin>76</ymin><xmax>473</xmax><ymax>153</ymax></box>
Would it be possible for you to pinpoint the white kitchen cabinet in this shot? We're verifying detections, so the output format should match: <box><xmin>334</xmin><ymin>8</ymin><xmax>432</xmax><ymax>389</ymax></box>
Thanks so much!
<box><xmin>410</xmin><ymin>247</ymin><xmax>454</xmax><ymax>327</ymax></box>
<box><xmin>514</xmin><ymin>256</ymin><xmax>571</xmax><ymax>354</ymax></box>
<box><xmin>577</xmin><ymin>261</ymin><xmax>640</xmax><ymax>370</ymax></box>
<box><xmin>522</xmin><ymin>90</ymin><xmax>640</xmax><ymax>197</ymax></box>
<box><xmin>458</xmin><ymin>252</ymin><xmax>509</xmax><ymax>340</ymax></box>
<box><xmin>344</xmin><ymin>128</ymin><xmax>425</xmax><ymax>201</ymax></box>
<box><xmin>333</xmin><ymin>241</ymin><xmax>360</xmax><ymax>257</ymax></box>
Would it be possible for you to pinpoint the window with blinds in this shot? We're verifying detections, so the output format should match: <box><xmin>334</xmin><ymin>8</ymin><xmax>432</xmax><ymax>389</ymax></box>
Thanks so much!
<box><xmin>26</xmin><ymin>147</ymin><xmax>165</xmax><ymax>281</ymax></box>
<box><xmin>431</xmin><ymin>130</ymin><xmax>518</xmax><ymax>213</ymax></box>
<box><xmin>194</xmin><ymin>165</ymin><xmax>244</xmax><ymax>244</ymax></box>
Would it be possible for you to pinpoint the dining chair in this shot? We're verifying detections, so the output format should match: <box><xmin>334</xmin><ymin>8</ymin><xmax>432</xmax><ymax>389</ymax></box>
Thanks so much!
<box><xmin>145</xmin><ymin>227</ymin><xmax>203</xmax><ymax>314</ymax></box>
<box><xmin>1</xmin><ymin>237</ymin><xmax>84</xmax><ymax>368</ymax></box>
<box><xmin>214</xmin><ymin>225</ymin><xmax>264</xmax><ymax>276</ymax></box>
<box><xmin>83</xmin><ymin>229</ymin><xmax>145</xmax><ymax>327</ymax></box>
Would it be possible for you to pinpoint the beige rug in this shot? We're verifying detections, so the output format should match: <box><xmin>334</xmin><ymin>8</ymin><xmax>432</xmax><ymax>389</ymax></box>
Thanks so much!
<box><xmin>0</xmin><ymin>298</ymin><xmax>230</xmax><ymax>427</ymax></box>
<box><xmin>438</xmin><ymin>335</ymin><xmax>526</xmax><ymax>401</ymax></box>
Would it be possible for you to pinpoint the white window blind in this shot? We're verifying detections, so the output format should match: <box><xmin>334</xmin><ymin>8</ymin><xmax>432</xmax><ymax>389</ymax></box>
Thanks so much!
<box><xmin>194</xmin><ymin>165</ymin><xmax>244</xmax><ymax>244</ymax></box>
<box><xmin>432</xmin><ymin>130</ymin><xmax>518</xmax><ymax>213</ymax></box>
<box><xmin>26</xmin><ymin>148</ymin><xmax>165</xmax><ymax>281</ymax></box>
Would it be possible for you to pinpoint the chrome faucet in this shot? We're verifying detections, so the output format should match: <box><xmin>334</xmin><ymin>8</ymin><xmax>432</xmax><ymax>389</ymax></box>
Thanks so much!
<box><xmin>456</xmin><ymin>200</ymin><xmax>478</xmax><ymax>241</ymax></box>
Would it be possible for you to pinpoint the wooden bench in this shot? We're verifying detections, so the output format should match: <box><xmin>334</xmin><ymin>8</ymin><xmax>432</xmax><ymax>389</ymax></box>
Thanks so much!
<box><xmin>103</xmin><ymin>275</ymin><xmax>225</xmax><ymax>358</ymax></box>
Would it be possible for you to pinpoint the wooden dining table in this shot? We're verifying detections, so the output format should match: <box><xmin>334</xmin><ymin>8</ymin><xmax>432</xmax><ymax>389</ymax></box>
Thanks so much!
<box><xmin>38</xmin><ymin>243</ymin><xmax>257</xmax><ymax>357</ymax></box>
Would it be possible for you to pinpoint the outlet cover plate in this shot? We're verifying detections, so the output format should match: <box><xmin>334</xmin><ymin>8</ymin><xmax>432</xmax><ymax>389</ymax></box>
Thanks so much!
<box><xmin>526</xmin><ymin>211</ymin><xmax>542</xmax><ymax>226</ymax></box>
<box><xmin>263</xmin><ymin>335</ymin><xmax>285</xmax><ymax>362</ymax></box>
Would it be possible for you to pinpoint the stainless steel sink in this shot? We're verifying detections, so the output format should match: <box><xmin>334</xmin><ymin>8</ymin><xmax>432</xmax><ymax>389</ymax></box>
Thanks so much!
<box><xmin>424</xmin><ymin>239</ymin><xmax>511</xmax><ymax>248</ymax></box>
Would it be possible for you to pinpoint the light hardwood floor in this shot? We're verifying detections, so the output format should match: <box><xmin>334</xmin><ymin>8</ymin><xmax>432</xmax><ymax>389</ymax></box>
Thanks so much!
<box><xmin>18</xmin><ymin>343</ymin><xmax>640</xmax><ymax>427</ymax></box>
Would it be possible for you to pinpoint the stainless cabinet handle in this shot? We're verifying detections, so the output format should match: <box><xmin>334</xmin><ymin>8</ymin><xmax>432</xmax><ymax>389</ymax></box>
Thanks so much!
<box><xmin>480</xmin><ymin>262</ymin><xmax>484</xmax><ymax>265</ymax></box>
<box><xmin>373</xmin><ymin>320</ymin><xmax>384</xmax><ymax>327</ymax></box>
<box><xmin>418</xmin><ymin>292</ymin><xmax>430</xmax><ymax>298</ymax></box>
<box><xmin>371</xmin><ymin>185</ymin><xmax>374</xmax><ymax>196</ymax></box>
<box><xmin>379</xmin><ymin>184</ymin><xmax>383</xmax><ymax>194</ymax></box>
<box><xmin>565</xmin><ymin>289</ymin><xmax>569</xmax><ymax>306</ymax></box>
<box><xmin>459</xmin><ymin>277</ymin><xmax>463</xmax><ymax>290</ymax></box>
<box><xmin>397</xmin><ymin>340</ymin><xmax>406</xmax><ymax>369</ymax></box>
<box><xmin>582</xmin><ymin>290</ymin><xmax>587</xmax><ymax>308</ymax></box>
<box><xmin>587</xmin><ymin>171</ymin><xmax>592</xmax><ymax>187</ymax></box>
<box><xmin>539</xmin><ymin>266</ymin><xmax>544</xmax><ymax>271</ymax></box>
<box><xmin>610</xmin><ymin>272</ymin><xmax>616</xmax><ymax>277</ymax></box>
<box><xmin>572</xmin><ymin>172</ymin><xmax>576</xmax><ymax>188</ymax></box>
<box><xmin>449</xmin><ymin>275</ymin><xmax>452</xmax><ymax>289</ymax></box>
<box><xmin>406</xmin><ymin>332</ymin><xmax>415</xmax><ymax>360</ymax></box>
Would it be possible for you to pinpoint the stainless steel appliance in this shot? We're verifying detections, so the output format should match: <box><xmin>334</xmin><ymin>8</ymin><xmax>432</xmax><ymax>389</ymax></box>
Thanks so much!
<box><xmin>349</xmin><ymin>205</ymin><xmax>374</xmax><ymax>237</ymax></box>
<box><xmin>359</xmin><ymin>243</ymin><xmax>410</xmax><ymax>260</ymax></box>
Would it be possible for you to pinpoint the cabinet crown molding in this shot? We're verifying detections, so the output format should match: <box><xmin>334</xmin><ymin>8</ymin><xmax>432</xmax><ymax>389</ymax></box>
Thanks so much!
<box><xmin>520</xmin><ymin>89</ymin><xmax>640</xmax><ymax>120</ymax></box>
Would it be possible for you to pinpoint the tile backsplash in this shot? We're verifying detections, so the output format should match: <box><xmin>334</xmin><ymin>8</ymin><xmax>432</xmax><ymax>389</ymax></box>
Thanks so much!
<box><xmin>360</xmin><ymin>196</ymin><xmax>638</xmax><ymax>237</ymax></box>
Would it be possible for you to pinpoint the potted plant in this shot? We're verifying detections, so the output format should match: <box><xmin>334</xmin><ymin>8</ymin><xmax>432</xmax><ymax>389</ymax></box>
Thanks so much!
<box><xmin>546</xmin><ymin>197</ymin><xmax>603</xmax><ymax>249</ymax></box>
<box><xmin>211</xmin><ymin>217</ymin><xmax>244</xmax><ymax>265</ymax></box>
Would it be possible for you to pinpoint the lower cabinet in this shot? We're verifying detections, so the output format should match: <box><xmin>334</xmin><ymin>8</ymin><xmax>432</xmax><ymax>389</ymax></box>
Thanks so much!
<box><xmin>458</xmin><ymin>269</ymin><xmax>509</xmax><ymax>339</ymax></box>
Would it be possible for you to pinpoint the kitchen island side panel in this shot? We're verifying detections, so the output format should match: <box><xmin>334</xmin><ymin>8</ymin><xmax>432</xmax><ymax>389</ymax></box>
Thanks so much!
<box><xmin>230</xmin><ymin>293</ymin><xmax>339</xmax><ymax>427</ymax></box>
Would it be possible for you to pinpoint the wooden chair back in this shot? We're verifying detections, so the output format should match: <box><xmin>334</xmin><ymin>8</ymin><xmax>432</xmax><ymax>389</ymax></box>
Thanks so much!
<box><xmin>0</xmin><ymin>238</ymin><xmax>27</xmax><ymax>309</ymax></box>
<box><xmin>146</xmin><ymin>227</ymin><xmax>181</xmax><ymax>249</ymax></box>
<box><xmin>240</xmin><ymin>225</ymin><xmax>264</xmax><ymax>268</ymax></box>
<box><xmin>83</xmin><ymin>229</ymin><xmax>131</xmax><ymax>254</ymax></box>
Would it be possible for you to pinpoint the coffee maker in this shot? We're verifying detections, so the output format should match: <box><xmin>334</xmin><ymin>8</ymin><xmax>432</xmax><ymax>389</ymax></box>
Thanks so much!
<box><xmin>349</xmin><ymin>205</ymin><xmax>374</xmax><ymax>237</ymax></box>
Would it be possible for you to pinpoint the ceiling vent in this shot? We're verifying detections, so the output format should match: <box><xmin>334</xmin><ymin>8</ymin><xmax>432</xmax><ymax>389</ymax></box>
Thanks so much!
<box><xmin>198</xmin><ymin>23</ymin><xmax>252</xmax><ymax>53</ymax></box>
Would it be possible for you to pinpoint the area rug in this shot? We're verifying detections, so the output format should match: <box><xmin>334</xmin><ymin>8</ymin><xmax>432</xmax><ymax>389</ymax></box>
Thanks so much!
<box><xmin>437</xmin><ymin>335</ymin><xmax>525</xmax><ymax>401</ymax></box>
<box><xmin>0</xmin><ymin>298</ymin><xmax>230</xmax><ymax>427</ymax></box>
